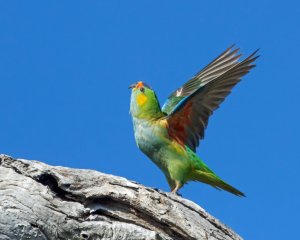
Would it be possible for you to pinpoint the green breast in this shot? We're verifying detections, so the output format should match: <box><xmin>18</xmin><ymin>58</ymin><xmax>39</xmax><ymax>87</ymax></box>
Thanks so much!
<box><xmin>132</xmin><ymin>117</ymin><xmax>169</xmax><ymax>168</ymax></box>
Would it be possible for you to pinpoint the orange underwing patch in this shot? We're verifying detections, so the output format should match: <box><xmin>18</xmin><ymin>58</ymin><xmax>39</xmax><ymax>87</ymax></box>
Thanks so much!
<box><xmin>167</xmin><ymin>101</ymin><xmax>193</xmax><ymax>147</ymax></box>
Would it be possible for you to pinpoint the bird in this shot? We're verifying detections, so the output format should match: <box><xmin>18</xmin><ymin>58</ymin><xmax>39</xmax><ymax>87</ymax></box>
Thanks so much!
<box><xmin>129</xmin><ymin>46</ymin><xmax>259</xmax><ymax>196</ymax></box>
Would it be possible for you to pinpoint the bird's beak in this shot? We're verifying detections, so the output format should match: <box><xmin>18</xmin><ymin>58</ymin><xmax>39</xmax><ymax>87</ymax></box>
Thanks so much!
<box><xmin>128</xmin><ymin>83</ymin><xmax>136</xmax><ymax>89</ymax></box>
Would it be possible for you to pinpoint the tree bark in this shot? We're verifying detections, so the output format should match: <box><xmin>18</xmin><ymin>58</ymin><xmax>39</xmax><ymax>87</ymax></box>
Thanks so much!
<box><xmin>0</xmin><ymin>154</ymin><xmax>242</xmax><ymax>240</ymax></box>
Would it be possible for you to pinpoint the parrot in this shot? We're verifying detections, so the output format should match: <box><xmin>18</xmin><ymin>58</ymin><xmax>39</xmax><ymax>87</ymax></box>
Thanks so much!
<box><xmin>129</xmin><ymin>46</ymin><xmax>259</xmax><ymax>196</ymax></box>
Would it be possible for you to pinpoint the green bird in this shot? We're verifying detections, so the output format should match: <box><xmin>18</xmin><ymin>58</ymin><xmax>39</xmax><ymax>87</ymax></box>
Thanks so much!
<box><xmin>129</xmin><ymin>46</ymin><xmax>258</xmax><ymax>196</ymax></box>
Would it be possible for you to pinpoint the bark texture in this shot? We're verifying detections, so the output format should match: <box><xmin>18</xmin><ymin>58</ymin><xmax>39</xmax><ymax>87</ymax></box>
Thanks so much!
<box><xmin>0</xmin><ymin>154</ymin><xmax>242</xmax><ymax>240</ymax></box>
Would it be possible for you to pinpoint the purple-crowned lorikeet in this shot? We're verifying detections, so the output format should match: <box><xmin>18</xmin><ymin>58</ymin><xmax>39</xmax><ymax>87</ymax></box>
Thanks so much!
<box><xmin>129</xmin><ymin>46</ymin><xmax>258</xmax><ymax>196</ymax></box>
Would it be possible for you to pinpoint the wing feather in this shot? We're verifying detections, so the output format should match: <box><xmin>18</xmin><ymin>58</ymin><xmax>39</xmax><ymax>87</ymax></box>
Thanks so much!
<box><xmin>166</xmin><ymin>49</ymin><xmax>259</xmax><ymax>151</ymax></box>
<box><xmin>162</xmin><ymin>46</ymin><xmax>245</xmax><ymax>114</ymax></box>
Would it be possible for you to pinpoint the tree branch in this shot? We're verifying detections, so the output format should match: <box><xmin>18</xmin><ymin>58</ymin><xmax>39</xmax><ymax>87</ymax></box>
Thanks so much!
<box><xmin>0</xmin><ymin>154</ymin><xmax>242</xmax><ymax>240</ymax></box>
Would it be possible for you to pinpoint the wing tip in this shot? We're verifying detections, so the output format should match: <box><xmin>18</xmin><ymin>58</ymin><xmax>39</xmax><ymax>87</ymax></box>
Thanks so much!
<box><xmin>249</xmin><ymin>48</ymin><xmax>260</xmax><ymax>59</ymax></box>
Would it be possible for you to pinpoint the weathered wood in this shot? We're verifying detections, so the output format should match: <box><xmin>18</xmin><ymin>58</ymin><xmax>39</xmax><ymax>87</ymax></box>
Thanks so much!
<box><xmin>0</xmin><ymin>154</ymin><xmax>242</xmax><ymax>240</ymax></box>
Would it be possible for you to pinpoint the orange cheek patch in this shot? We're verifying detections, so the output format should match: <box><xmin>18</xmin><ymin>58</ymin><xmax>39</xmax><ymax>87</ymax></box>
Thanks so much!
<box><xmin>136</xmin><ymin>94</ymin><xmax>147</xmax><ymax>106</ymax></box>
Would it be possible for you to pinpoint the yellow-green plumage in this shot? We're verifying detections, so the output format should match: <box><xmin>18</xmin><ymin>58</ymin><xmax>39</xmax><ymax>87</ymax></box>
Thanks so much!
<box><xmin>129</xmin><ymin>46</ymin><xmax>259</xmax><ymax>196</ymax></box>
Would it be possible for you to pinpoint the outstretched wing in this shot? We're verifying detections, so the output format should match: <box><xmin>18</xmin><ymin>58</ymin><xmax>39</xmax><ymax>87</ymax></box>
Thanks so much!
<box><xmin>165</xmin><ymin>48</ymin><xmax>259</xmax><ymax>151</ymax></box>
<box><xmin>162</xmin><ymin>45</ymin><xmax>243</xmax><ymax>114</ymax></box>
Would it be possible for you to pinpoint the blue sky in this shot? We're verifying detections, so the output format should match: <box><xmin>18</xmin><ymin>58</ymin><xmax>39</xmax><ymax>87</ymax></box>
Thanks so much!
<box><xmin>0</xmin><ymin>1</ymin><xmax>299</xmax><ymax>239</ymax></box>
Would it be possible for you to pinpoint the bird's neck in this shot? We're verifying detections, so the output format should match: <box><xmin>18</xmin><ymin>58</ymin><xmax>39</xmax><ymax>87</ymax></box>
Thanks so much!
<box><xmin>130</xmin><ymin>96</ymin><xmax>165</xmax><ymax>120</ymax></box>
<box><xmin>131</xmin><ymin>107</ymin><xmax>165</xmax><ymax>120</ymax></box>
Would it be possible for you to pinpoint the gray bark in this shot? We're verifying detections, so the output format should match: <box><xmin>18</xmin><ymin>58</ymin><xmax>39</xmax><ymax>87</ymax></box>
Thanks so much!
<box><xmin>0</xmin><ymin>154</ymin><xmax>242</xmax><ymax>240</ymax></box>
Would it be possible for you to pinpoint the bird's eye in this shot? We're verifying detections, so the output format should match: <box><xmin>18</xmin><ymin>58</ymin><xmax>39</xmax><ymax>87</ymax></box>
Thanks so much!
<box><xmin>140</xmin><ymin>87</ymin><xmax>145</xmax><ymax>93</ymax></box>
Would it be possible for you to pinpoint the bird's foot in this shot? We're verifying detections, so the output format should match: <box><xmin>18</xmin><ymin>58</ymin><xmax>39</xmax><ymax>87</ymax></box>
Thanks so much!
<box><xmin>170</xmin><ymin>190</ymin><xmax>182</xmax><ymax>197</ymax></box>
<box><xmin>171</xmin><ymin>185</ymin><xmax>182</xmax><ymax>196</ymax></box>
<box><xmin>175</xmin><ymin>192</ymin><xmax>182</xmax><ymax>197</ymax></box>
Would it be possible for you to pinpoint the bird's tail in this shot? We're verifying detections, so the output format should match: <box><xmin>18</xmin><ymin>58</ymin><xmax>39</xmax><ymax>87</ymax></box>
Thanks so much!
<box><xmin>192</xmin><ymin>170</ymin><xmax>245</xmax><ymax>197</ymax></box>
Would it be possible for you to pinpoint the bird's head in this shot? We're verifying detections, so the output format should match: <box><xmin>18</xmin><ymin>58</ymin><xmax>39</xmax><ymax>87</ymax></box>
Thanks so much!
<box><xmin>129</xmin><ymin>81</ymin><xmax>162</xmax><ymax>119</ymax></box>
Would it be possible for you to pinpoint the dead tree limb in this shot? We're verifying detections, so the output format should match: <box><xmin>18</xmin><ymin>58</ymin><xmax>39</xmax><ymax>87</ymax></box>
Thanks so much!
<box><xmin>0</xmin><ymin>154</ymin><xmax>242</xmax><ymax>240</ymax></box>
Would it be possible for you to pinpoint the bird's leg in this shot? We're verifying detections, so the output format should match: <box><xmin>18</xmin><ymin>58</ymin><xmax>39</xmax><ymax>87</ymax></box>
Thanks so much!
<box><xmin>171</xmin><ymin>181</ymin><xmax>182</xmax><ymax>196</ymax></box>
<box><xmin>171</xmin><ymin>185</ymin><xmax>179</xmax><ymax>194</ymax></box>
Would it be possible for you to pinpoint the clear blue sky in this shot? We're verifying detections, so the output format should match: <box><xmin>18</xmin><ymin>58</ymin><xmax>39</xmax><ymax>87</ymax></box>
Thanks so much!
<box><xmin>0</xmin><ymin>1</ymin><xmax>299</xmax><ymax>239</ymax></box>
